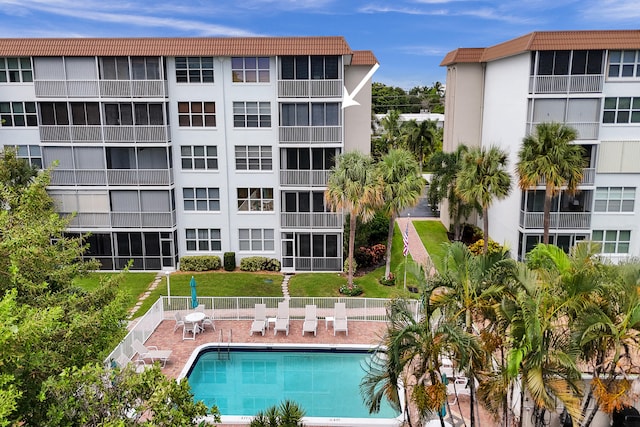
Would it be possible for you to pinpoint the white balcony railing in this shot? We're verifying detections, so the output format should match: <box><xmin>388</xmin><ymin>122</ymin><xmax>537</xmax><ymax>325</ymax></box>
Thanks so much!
<box><xmin>533</xmin><ymin>167</ymin><xmax>596</xmax><ymax>187</ymax></box>
<box><xmin>295</xmin><ymin>257</ymin><xmax>343</xmax><ymax>271</ymax></box>
<box><xmin>34</xmin><ymin>80</ymin><xmax>100</xmax><ymax>97</ymax></box>
<box><xmin>279</xmin><ymin>126</ymin><xmax>342</xmax><ymax>144</ymax></box>
<box><xmin>519</xmin><ymin>210</ymin><xmax>591</xmax><ymax>229</ymax></box>
<box><xmin>111</xmin><ymin>211</ymin><xmax>175</xmax><ymax>228</ymax></box>
<box><xmin>107</xmin><ymin>169</ymin><xmax>172</xmax><ymax>186</ymax></box>
<box><xmin>281</xmin><ymin>212</ymin><xmax>343</xmax><ymax>228</ymax></box>
<box><xmin>34</xmin><ymin>79</ymin><xmax>167</xmax><ymax>98</ymax></box>
<box><xmin>527</xmin><ymin>122</ymin><xmax>599</xmax><ymax>140</ymax></box>
<box><xmin>278</xmin><ymin>79</ymin><xmax>342</xmax><ymax>98</ymax></box>
<box><xmin>529</xmin><ymin>74</ymin><xmax>604</xmax><ymax>94</ymax></box>
<box><xmin>280</xmin><ymin>170</ymin><xmax>329</xmax><ymax>186</ymax></box>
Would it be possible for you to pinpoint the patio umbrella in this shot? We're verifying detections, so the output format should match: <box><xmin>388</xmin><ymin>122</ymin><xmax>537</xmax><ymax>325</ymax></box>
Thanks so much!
<box><xmin>190</xmin><ymin>276</ymin><xmax>198</xmax><ymax>309</ymax></box>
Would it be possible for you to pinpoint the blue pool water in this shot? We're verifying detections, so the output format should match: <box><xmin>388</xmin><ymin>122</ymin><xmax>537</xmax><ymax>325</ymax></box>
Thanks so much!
<box><xmin>186</xmin><ymin>347</ymin><xmax>400</xmax><ymax>419</ymax></box>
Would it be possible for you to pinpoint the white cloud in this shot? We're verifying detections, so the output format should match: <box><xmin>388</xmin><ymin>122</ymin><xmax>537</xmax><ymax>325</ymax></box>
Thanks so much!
<box><xmin>359</xmin><ymin>3</ymin><xmax>530</xmax><ymax>23</ymax></box>
<box><xmin>399</xmin><ymin>45</ymin><xmax>449</xmax><ymax>56</ymax></box>
<box><xmin>581</xmin><ymin>0</ymin><xmax>640</xmax><ymax>20</ymax></box>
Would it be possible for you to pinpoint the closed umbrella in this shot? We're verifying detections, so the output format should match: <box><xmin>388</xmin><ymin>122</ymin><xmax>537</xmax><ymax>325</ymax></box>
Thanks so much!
<box><xmin>190</xmin><ymin>276</ymin><xmax>198</xmax><ymax>309</ymax></box>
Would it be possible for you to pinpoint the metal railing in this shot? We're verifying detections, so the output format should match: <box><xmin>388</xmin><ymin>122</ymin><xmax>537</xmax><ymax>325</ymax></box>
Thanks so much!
<box><xmin>529</xmin><ymin>74</ymin><xmax>604</xmax><ymax>94</ymax></box>
<box><xmin>106</xmin><ymin>296</ymin><xmax>419</xmax><ymax>365</ymax></box>
<box><xmin>533</xmin><ymin>167</ymin><xmax>595</xmax><ymax>187</ymax></box>
<box><xmin>34</xmin><ymin>79</ymin><xmax>167</xmax><ymax>98</ymax></box>
<box><xmin>519</xmin><ymin>210</ymin><xmax>591</xmax><ymax>229</ymax></box>
<box><xmin>279</xmin><ymin>126</ymin><xmax>342</xmax><ymax>143</ymax></box>
<box><xmin>277</xmin><ymin>79</ymin><xmax>342</xmax><ymax>98</ymax></box>
<box><xmin>280</xmin><ymin>212</ymin><xmax>343</xmax><ymax>228</ymax></box>
<box><xmin>280</xmin><ymin>170</ymin><xmax>329</xmax><ymax>186</ymax></box>
<box><xmin>527</xmin><ymin>122</ymin><xmax>599</xmax><ymax>140</ymax></box>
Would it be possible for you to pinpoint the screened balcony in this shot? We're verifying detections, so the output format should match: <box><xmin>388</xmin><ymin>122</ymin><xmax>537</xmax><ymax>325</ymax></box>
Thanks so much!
<box><xmin>529</xmin><ymin>74</ymin><xmax>604</xmax><ymax>94</ymax></box>
<box><xmin>293</xmin><ymin>257</ymin><xmax>342</xmax><ymax>271</ymax></box>
<box><xmin>526</xmin><ymin>121</ymin><xmax>599</xmax><ymax>140</ymax></box>
<box><xmin>519</xmin><ymin>211</ymin><xmax>591</xmax><ymax>229</ymax></box>
<box><xmin>519</xmin><ymin>189</ymin><xmax>592</xmax><ymax>230</ymax></box>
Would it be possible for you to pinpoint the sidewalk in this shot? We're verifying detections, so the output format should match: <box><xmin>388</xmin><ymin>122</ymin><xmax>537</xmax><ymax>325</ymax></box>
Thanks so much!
<box><xmin>396</xmin><ymin>216</ymin><xmax>438</xmax><ymax>276</ymax></box>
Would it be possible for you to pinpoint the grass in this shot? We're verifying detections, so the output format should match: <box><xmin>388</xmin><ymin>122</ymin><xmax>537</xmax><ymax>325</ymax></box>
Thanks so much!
<box><xmin>412</xmin><ymin>220</ymin><xmax>450</xmax><ymax>273</ymax></box>
<box><xmin>73</xmin><ymin>272</ymin><xmax>156</xmax><ymax>308</ymax></box>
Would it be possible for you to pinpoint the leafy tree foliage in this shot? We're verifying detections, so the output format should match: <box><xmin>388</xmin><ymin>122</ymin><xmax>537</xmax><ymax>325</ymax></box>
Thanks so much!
<box><xmin>249</xmin><ymin>400</ymin><xmax>305</xmax><ymax>427</ymax></box>
<box><xmin>41</xmin><ymin>362</ymin><xmax>217</xmax><ymax>426</ymax></box>
<box><xmin>372</xmin><ymin>82</ymin><xmax>444</xmax><ymax>114</ymax></box>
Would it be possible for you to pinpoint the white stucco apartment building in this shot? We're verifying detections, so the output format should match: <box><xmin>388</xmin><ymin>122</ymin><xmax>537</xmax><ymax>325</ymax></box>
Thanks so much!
<box><xmin>440</xmin><ymin>30</ymin><xmax>640</xmax><ymax>261</ymax></box>
<box><xmin>0</xmin><ymin>37</ymin><xmax>376</xmax><ymax>272</ymax></box>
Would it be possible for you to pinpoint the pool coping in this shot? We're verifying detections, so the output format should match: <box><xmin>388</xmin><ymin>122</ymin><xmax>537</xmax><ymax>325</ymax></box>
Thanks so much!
<box><xmin>178</xmin><ymin>342</ymin><xmax>405</xmax><ymax>427</ymax></box>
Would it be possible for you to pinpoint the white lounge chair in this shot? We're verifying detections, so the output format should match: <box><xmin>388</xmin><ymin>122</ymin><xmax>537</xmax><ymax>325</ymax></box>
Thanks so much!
<box><xmin>333</xmin><ymin>302</ymin><xmax>348</xmax><ymax>336</ymax></box>
<box><xmin>196</xmin><ymin>304</ymin><xmax>215</xmax><ymax>331</ymax></box>
<box><xmin>274</xmin><ymin>301</ymin><xmax>290</xmax><ymax>336</ymax></box>
<box><xmin>173</xmin><ymin>312</ymin><xmax>185</xmax><ymax>332</ymax></box>
<box><xmin>132</xmin><ymin>340</ymin><xmax>172</xmax><ymax>367</ymax></box>
<box><xmin>250</xmin><ymin>303</ymin><xmax>267</xmax><ymax>336</ymax></box>
<box><xmin>302</xmin><ymin>304</ymin><xmax>318</xmax><ymax>336</ymax></box>
<box><xmin>115</xmin><ymin>354</ymin><xmax>148</xmax><ymax>373</ymax></box>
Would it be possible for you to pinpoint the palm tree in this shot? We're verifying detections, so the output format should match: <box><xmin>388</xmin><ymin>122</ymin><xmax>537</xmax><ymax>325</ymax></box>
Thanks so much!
<box><xmin>250</xmin><ymin>400</ymin><xmax>305</xmax><ymax>427</ymax></box>
<box><xmin>325</xmin><ymin>151</ymin><xmax>380</xmax><ymax>286</ymax></box>
<box><xmin>378</xmin><ymin>109</ymin><xmax>403</xmax><ymax>150</ymax></box>
<box><xmin>402</xmin><ymin>119</ymin><xmax>440</xmax><ymax>172</ymax></box>
<box><xmin>516</xmin><ymin>122</ymin><xmax>585</xmax><ymax>245</ymax></box>
<box><xmin>456</xmin><ymin>146</ymin><xmax>512</xmax><ymax>254</ymax></box>
<box><xmin>427</xmin><ymin>145</ymin><xmax>478</xmax><ymax>241</ymax></box>
<box><xmin>377</xmin><ymin>149</ymin><xmax>425</xmax><ymax>280</ymax></box>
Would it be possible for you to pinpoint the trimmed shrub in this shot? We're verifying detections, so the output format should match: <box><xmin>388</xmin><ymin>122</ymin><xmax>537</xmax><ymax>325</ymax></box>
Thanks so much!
<box><xmin>223</xmin><ymin>252</ymin><xmax>236</xmax><ymax>271</ymax></box>
<box><xmin>240</xmin><ymin>256</ymin><xmax>281</xmax><ymax>272</ymax></box>
<box><xmin>468</xmin><ymin>239</ymin><xmax>504</xmax><ymax>256</ymax></box>
<box><xmin>343</xmin><ymin>258</ymin><xmax>357</xmax><ymax>275</ymax></box>
<box><xmin>379</xmin><ymin>272</ymin><xmax>396</xmax><ymax>286</ymax></box>
<box><xmin>339</xmin><ymin>283</ymin><xmax>364</xmax><ymax>296</ymax></box>
<box><xmin>179</xmin><ymin>255</ymin><xmax>221</xmax><ymax>272</ymax></box>
<box><xmin>355</xmin><ymin>244</ymin><xmax>387</xmax><ymax>268</ymax></box>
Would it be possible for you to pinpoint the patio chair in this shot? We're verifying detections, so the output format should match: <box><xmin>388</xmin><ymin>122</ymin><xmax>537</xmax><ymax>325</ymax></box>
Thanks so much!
<box><xmin>302</xmin><ymin>304</ymin><xmax>318</xmax><ymax>336</ymax></box>
<box><xmin>333</xmin><ymin>302</ymin><xmax>348</xmax><ymax>336</ymax></box>
<box><xmin>196</xmin><ymin>304</ymin><xmax>215</xmax><ymax>331</ymax></box>
<box><xmin>173</xmin><ymin>312</ymin><xmax>185</xmax><ymax>332</ymax></box>
<box><xmin>132</xmin><ymin>340</ymin><xmax>172</xmax><ymax>367</ymax></box>
<box><xmin>114</xmin><ymin>354</ymin><xmax>149</xmax><ymax>373</ymax></box>
<box><xmin>182</xmin><ymin>322</ymin><xmax>198</xmax><ymax>340</ymax></box>
<box><xmin>250</xmin><ymin>303</ymin><xmax>267</xmax><ymax>336</ymax></box>
<box><xmin>274</xmin><ymin>301</ymin><xmax>290</xmax><ymax>336</ymax></box>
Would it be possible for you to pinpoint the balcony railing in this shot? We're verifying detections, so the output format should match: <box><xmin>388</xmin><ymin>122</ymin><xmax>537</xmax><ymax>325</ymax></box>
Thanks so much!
<box><xmin>62</xmin><ymin>211</ymin><xmax>176</xmax><ymax>228</ymax></box>
<box><xmin>34</xmin><ymin>79</ymin><xmax>167</xmax><ymax>98</ymax></box>
<box><xmin>280</xmin><ymin>170</ymin><xmax>330</xmax><ymax>186</ymax></box>
<box><xmin>278</xmin><ymin>79</ymin><xmax>342</xmax><ymax>98</ymax></box>
<box><xmin>279</xmin><ymin>126</ymin><xmax>342</xmax><ymax>144</ymax></box>
<box><xmin>281</xmin><ymin>212</ymin><xmax>342</xmax><ymax>228</ymax></box>
<box><xmin>107</xmin><ymin>169</ymin><xmax>172</xmax><ymax>185</ymax></box>
<box><xmin>529</xmin><ymin>74</ymin><xmax>604</xmax><ymax>94</ymax></box>
<box><xmin>526</xmin><ymin>122</ymin><xmax>599</xmax><ymax>140</ymax></box>
<box><xmin>294</xmin><ymin>257</ymin><xmax>343</xmax><ymax>271</ymax></box>
<box><xmin>532</xmin><ymin>167</ymin><xmax>596</xmax><ymax>187</ymax></box>
<box><xmin>519</xmin><ymin>210</ymin><xmax>591</xmax><ymax>229</ymax></box>
<box><xmin>103</xmin><ymin>125</ymin><xmax>169</xmax><ymax>142</ymax></box>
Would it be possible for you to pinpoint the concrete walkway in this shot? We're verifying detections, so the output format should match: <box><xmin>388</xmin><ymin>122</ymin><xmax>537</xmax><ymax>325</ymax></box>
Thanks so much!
<box><xmin>396</xmin><ymin>216</ymin><xmax>438</xmax><ymax>275</ymax></box>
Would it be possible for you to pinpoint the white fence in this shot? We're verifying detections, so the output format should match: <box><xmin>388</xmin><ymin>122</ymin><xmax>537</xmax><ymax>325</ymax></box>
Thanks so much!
<box><xmin>105</xmin><ymin>296</ymin><xmax>419</xmax><ymax>365</ymax></box>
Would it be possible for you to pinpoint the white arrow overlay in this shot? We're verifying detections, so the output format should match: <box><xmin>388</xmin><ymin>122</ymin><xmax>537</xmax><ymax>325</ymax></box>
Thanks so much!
<box><xmin>342</xmin><ymin>62</ymin><xmax>380</xmax><ymax>109</ymax></box>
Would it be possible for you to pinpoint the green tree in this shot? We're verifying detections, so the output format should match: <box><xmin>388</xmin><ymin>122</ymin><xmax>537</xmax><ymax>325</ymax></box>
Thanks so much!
<box><xmin>372</xmin><ymin>83</ymin><xmax>420</xmax><ymax>114</ymax></box>
<box><xmin>377</xmin><ymin>149</ymin><xmax>425</xmax><ymax>280</ymax></box>
<box><xmin>427</xmin><ymin>145</ymin><xmax>477</xmax><ymax>241</ymax></box>
<box><xmin>250</xmin><ymin>400</ymin><xmax>305</xmax><ymax>427</ymax></box>
<box><xmin>378</xmin><ymin>109</ymin><xmax>403</xmax><ymax>151</ymax></box>
<box><xmin>456</xmin><ymin>146</ymin><xmax>512</xmax><ymax>254</ymax></box>
<box><xmin>41</xmin><ymin>362</ymin><xmax>216</xmax><ymax>426</ymax></box>
<box><xmin>0</xmin><ymin>147</ymin><xmax>38</xmax><ymax>208</ymax></box>
<box><xmin>516</xmin><ymin>122</ymin><xmax>585</xmax><ymax>245</ymax></box>
<box><xmin>402</xmin><ymin>119</ymin><xmax>440</xmax><ymax>172</ymax></box>
<box><xmin>325</xmin><ymin>151</ymin><xmax>381</xmax><ymax>286</ymax></box>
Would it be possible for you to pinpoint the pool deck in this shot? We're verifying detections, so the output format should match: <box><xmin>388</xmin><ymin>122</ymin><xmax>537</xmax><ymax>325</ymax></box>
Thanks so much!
<box><xmin>147</xmin><ymin>319</ymin><xmax>387</xmax><ymax>379</ymax></box>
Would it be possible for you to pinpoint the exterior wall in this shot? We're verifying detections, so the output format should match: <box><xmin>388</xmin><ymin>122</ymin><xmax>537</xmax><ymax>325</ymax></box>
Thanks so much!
<box><xmin>343</xmin><ymin>64</ymin><xmax>373</xmax><ymax>153</ymax></box>
<box><xmin>480</xmin><ymin>52</ymin><xmax>530</xmax><ymax>251</ymax></box>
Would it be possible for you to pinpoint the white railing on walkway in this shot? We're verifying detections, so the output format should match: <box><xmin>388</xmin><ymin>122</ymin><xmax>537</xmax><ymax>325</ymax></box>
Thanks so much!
<box><xmin>105</xmin><ymin>296</ymin><xmax>420</xmax><ymax>365</ymax></box>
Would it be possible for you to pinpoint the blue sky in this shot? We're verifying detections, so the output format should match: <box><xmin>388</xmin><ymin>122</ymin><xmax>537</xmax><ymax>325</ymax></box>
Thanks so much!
<box><xmin>1</xmin><ymin>0</ymin><xmax>639</xmax><ymax>89</ymax></box>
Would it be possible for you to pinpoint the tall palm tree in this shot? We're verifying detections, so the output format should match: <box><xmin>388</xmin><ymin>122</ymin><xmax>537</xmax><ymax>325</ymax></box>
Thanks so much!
<box><xmin>377</xmin><ymin>149</ymin><xmax>425</xmax><ymax>280</ymax></box>
<box><xmin>325</xmin><ymin>151</ymin><xmax>380</xmax><ymax>286</ymax></box>
<box><xmin>379</xmin><ymin>109</ymin><xmax>403</xmax><ymax>150</ymax></box>
<box><xmin>456</xmin><ymin>146</ymin><xmax>512</xmax><ymax>254</ymax></box>
<box><xmin>402</xmin><ymin>119</ymin><xmax>440</xmax><ymax>172</ymax></box>
<box><xmin>427</xmin><ymin>145</ymin><xmax>478</xmax><ymax>241</ymax></box>
<box><xmin>516</xmin><ymin>122</ymin><xmax>585</xmax><ymax>245</ymax></box>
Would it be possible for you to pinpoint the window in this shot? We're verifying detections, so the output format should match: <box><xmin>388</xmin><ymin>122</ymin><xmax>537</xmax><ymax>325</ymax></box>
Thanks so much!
<box><xmin>231</xmin><ymin>57</ymin><xmax>269</xmax><ymax>82</ymax></box>
<box><xmin>233</xmin><ymin>102</ymin><xmax>271</xmax><ymax>127</ymax></box>
<box><xmin>280</xmin><ymin>103</ymin><xmax>340</xmax><ymax>126</ymax></box>
<box><xmin>0</xmin><ymin>57</ymin><xmax>33</xmax><ymax>82</ymax></box>
<box><xmin>603</xmin><ymin>97</ymin><xmax>640</xmax><ymax>124</ymax></box>
<box><xmin>239</xmin><ymin>228</ymin><xmax>274</xmax><ymax>251</ymax></box>
<box><xmin>186</xmin><ymin>228</ymin><xmax>221</xmax><ymax>251</ymax></box>
<box><xmin>131</xmin><ymin>57</ymin><xmax>161</xmax><ymax>80</ymax></box>
<box><xmin>180</xmin><ymin>145</ymin><xmax>218</xmax><ymax>170</ymax></box>
<box><xmin>237</xmin><ymin>188</ymin><xmax>274</xmax><ymax>212</ymax></box>
<box><xmin>178</xmin><ymin>102</ymin><xmax>216</xmax><ymax>127</ymax></box>
<box><xmin>175</xmin><ymin>57</ymin><xmax>214</xmax><ymax>83</ymax></box>
<box><xmin>15</xmin><ymin>145</ymin><xmax>42</xmax><ymax>168</ymax></box>
<box><xmin>104</xmin><ymin>103</ymin><xmax>133</xmax><ymax>125</ymax></box>
<box><xmin>594</xmin><ymin>187</ymin><xmax>635</xmax><ymax>212</ymax></box>
<box><xmin>608</xmin><ymin>50</ymin><xmax>640</xmax><ymax>78</ymax></box>
<box><xmin>280</xmin><ymin>56</ymin><xmax>340</xmax><ymax>80</ymax></box>
<box><xmin>39</xmin><ymin>102</ymin><xmax>69</xmax><ymax>125</ymax></box>
<box><xmin>591</xmin><ymin>230</ymin><xmax>631</xmax><ymax>254</ymax></box>
<box><xmin>135</xmin><ymin>103</ymin><xmax>164</xmax><ymax>125</ymax></box>
<box><xmin>70</xmin><ymin>102</ymin><xmax>100</xmax><ymax>125</ymax></box>
<box><xmin>183</xmin><ymin>187</ymin><xmax>220</xmax><ymax>211</ymax></box>
<box><xmin>235</xmin><ymin>145</ymin><xmax>272</xmax><ymax>170</ymax></box>
<box><xmin>0</xmin><ymin>102</ymin><xmax>37</xmax><ymax>126</ymax></box>
<box><xmin>282</xmin><ymin>147</ymin><xmax>337</xmax><ymax>171</ymax></box>
<box><xmin>534</xmin><ymin>50</ymin><xmax>603</xmax><ymax>76</ymax></box>
<box><xmin>100</xmin><ymin>57</ymin><xmax>131</xmax><ymax>80</ymax></box>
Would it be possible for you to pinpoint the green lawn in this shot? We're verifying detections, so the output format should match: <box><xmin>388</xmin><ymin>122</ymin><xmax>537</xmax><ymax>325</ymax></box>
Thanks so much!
<box><xmin>73</xmin><ymin>272</ymin><xmax>156</xmax><ymax>308</ymax></box>
<box><xmin>412</xmin><ymin>220</ymin><xmax>450</xmax><ymax>273</ymax></box>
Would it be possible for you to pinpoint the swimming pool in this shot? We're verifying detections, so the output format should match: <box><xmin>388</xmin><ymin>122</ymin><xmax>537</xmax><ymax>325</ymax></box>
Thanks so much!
<box><xmin>179</xmin><ymin>343</ymin><xmax>403</xmax><ymax>426</ymax></box>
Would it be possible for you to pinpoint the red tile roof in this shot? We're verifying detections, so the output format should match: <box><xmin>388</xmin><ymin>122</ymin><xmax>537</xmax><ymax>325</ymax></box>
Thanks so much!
<box><xmin>441</xmin><ymin>30</ymin><xmax>640</xmax><ymax>66</ymax></box>
<box><xmin>351</xmin><ymin>50</ymin><xmax>378</xmax><ymax>66</ymax></box>
<box><xmin>0</xmin><ymin>37</ymin><xmax>355</xmax><ymax>57</ymax></box>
